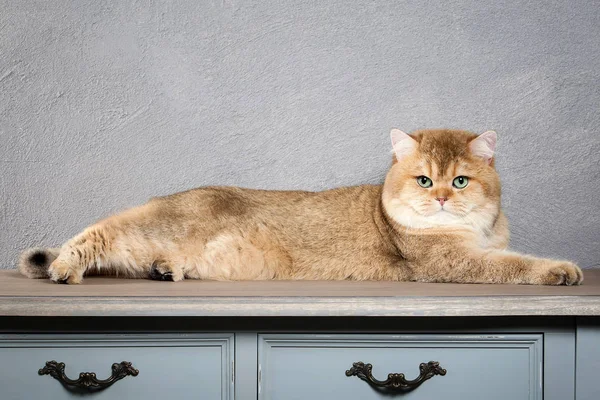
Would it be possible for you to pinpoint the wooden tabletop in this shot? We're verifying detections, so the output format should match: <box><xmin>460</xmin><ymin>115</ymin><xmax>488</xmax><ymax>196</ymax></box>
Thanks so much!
<box><xmin>1</xmin><ymin>269</ymin><xmax>599</xmax><ymax>317</ymax></box>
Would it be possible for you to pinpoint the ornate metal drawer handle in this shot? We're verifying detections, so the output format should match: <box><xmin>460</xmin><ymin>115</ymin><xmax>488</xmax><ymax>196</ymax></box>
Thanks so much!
<box><xmin>345</xmin><ymin>361</ymin><xmax>446</xmax><ymax>390</ymax></box>
<box><xmin>39</xmin><ymin>360</ymin><xmax>139</xmax><ymax>390</ymax></box>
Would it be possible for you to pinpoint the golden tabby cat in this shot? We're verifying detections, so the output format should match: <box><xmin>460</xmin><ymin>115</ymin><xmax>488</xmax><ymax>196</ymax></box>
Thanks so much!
<box><xmin>19</xmin><ymin>129</ymin><xmax>583</xmax><ymax>285</ymax></box>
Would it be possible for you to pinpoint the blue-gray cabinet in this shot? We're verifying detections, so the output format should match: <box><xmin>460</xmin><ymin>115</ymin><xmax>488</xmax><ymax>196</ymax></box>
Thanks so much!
<box><xmin>0</xmin><ymin>328</ymin><xmax>588</xmax><ymax>400</ymax></box>
<box><xmin>0</xmin><ymin>270</ymin><xmax>599</xmax><ymax>400</ymax></box>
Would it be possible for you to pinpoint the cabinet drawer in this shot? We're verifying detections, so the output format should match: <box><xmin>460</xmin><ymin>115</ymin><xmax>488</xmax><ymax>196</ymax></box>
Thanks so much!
<box><xmin>258</xmin><ymin>334</ymin><xmax>542</xmax><ymax>400</ymax></box>
<box><xmin>0</xmin><ymin>334</ymin><xmax>233</xmax><ymax>400</ymax></box>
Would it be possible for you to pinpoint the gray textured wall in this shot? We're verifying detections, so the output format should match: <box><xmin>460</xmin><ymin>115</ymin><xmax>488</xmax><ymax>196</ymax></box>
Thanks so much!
<box><xmin>1</xmin><ymin>1</ymin><xmax>599</xmax><ymax>270</ymax></box>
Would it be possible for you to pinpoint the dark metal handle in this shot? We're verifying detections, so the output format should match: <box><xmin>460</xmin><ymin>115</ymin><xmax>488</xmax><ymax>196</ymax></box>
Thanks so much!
<box><xmin>38</xmin><ymin>360</ymin><xmax>139</xmax><ymax>390</ymax></box>
<box><xmin>345</xmin><ymin>361</ymin><xmax>446</xmax><ymax>390</ymax></box>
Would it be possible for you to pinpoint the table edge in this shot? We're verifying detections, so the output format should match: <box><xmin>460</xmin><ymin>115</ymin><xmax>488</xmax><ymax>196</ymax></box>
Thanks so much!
<box><xmin>1</xmin><ymin>295</ymin><xmax>599</xmax><ymax>317</ymax></box>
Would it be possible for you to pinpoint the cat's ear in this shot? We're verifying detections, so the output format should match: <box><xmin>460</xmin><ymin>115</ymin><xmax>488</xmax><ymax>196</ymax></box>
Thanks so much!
<box><xmin>469</xmin><ymin>130</ymin><xmax>497</xmax><ymax>164</ymax></box>
<box><xmin>390</xmin><ymin>129</ymin><xmax>417</xmax><ymax>162</ymax></box>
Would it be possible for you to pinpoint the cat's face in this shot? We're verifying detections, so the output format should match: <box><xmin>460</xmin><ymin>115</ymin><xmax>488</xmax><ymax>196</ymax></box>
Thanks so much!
<box><xmin>382</xmin><ymin>129</ymin><xmax>501</xmax><ymax>233</ymax></box>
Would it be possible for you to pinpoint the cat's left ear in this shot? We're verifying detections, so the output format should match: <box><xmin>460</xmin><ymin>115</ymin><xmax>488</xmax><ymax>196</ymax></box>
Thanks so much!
<box><xmin>469</xmin><ymin>130</ymin><xmax>497</xmax><ymax>164</ymax></box>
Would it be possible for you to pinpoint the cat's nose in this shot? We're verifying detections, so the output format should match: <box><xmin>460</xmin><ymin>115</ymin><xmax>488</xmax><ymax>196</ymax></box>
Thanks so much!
<box><xmin>436</xmin><ymin>197</ymin><xmax>448</xmax><ymax>206</ymax></box>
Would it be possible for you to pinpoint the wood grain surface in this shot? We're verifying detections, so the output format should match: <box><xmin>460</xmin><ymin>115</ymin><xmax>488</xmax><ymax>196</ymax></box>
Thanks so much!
<box><xmin>0</xmin><ymin>270</ymin><xmax>599</xmax><ymax>317</ymax></box>
<box><xmin>1</xmin><ymin>270</ymin><xmax>599</xmax><ymax>297</ymax></box>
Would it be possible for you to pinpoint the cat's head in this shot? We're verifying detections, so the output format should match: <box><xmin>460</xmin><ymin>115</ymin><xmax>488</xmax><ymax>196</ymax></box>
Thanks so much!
<box><xmin>382</xmin><ymin>129</ymin><xmax>501</xmax><ymax>232</ymax></box>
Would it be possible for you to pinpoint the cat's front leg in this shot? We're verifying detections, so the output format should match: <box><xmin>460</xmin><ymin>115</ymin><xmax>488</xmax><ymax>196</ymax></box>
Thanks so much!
<box><xmin>480</xmin><ymin>250</ymin><xmax>584</xmax><ymax>285</ymax></box>
<box><xmin>411</xmin><ymin>247</ymin><xmax>583</xmax><ymax>286</ymax></box>
<box><xmin>527</xmin><ymin>257</ymin><xmax>583</xmax><ymax>285</ymax></box>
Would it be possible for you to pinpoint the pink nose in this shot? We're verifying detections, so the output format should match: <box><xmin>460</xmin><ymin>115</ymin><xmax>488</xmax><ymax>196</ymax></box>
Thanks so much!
<box><xmin>436</xmin><ymin>197</ymin><xmax>448</xmax><ymax>206</ymax></box>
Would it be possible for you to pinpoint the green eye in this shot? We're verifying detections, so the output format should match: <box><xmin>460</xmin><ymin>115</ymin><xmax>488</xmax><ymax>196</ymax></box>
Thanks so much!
<box><xmin>417</xmin><ymin>176</ymin><xmax>433</xmax><ymax>188</ymax></box>
<box><xmin>453</xmin><ymin>176</ymin><xmax>469</xmax><ymax>188</ymax></box>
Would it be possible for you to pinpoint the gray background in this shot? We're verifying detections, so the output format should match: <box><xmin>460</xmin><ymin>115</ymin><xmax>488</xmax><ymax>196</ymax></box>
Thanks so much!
<box><xmin>1</xmin><ymin>0</ymin><xmax>598</xmax><ymax>270</ymax></box>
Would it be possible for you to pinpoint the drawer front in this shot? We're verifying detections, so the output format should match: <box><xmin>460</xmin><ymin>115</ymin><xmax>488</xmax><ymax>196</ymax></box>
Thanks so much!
<box><xmin>0</xmin><ymin>334</ymin><xmax>233</xmax><ymax>400</ymax></box>
<box><xmin>259</xmin><ymin>334</ymin><xmax>542</xmax><ymax>400</ymax></box>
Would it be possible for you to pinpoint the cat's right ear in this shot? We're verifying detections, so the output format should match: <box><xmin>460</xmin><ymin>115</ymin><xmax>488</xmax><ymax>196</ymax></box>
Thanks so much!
<box><xmin>390</xmin><ymin>129</ymin><xmax>417</xmax><ymax>162</ymax></box>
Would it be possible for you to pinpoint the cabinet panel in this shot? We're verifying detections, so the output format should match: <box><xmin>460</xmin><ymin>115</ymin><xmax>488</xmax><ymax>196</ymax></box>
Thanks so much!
<box><xmin>0</xmin><ymin>334</ymin><xmax>234</xmax><ymax>400</ymax></box>
<box><xmin>259</xmin><ymin>334</ymin><xmax>542</xmax><ymax>400</ymax></box>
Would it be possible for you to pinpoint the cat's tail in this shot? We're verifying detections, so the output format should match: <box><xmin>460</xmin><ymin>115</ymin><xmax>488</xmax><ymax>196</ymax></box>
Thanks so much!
<box><xmin>18</xmin><ymin>248</ymin><xmax>61</xmax><ymax>279</ymax></box>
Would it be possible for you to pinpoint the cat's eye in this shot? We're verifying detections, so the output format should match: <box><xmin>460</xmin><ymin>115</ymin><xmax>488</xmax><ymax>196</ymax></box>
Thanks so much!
<box><xmin>453</xmin><ymin>176</ymin><xmax>469</xmax><ymax>188</ymax></box>
<box><xmin>417</xmin><ymin>176</ymin><xmax>433</xmax><ymax>188</ymax></box>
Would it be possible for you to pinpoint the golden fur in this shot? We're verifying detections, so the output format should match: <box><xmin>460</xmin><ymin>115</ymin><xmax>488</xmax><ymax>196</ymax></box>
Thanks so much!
<box><xmin>19</xmin><ymin>129</ymin><xmax>583</xmax><ymax>285</ymax></box>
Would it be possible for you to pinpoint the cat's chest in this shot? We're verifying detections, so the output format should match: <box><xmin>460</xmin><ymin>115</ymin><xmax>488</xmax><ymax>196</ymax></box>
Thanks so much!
<box><xmin>476</xmin><ymin>231</ymin><xmax>494</xmax><ymax>249</ymax></box>
<box><xmin>392</xmin><ymin>209</ymin><xmax>495</xmax><ymax>249</ymax></box>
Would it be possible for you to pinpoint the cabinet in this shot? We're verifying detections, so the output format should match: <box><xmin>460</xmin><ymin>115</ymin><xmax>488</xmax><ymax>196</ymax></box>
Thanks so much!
<box><xmin>0</xmin><ymin>270</ymin><xmax>599</xmax><ymax>399</ymax></box>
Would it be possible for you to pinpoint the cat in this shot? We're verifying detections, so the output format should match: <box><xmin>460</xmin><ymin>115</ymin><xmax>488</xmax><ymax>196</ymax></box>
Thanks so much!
<box><xmin>18</xmin><ymin>129</ymin><xmax>583</xmax><ymax>285</ymax></box>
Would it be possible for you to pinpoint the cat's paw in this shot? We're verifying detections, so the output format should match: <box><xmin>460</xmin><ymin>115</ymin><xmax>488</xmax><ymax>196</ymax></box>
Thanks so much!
<box><xmin>48</xmin><ymin>260</ymin><xmax>84</xmax><ymax>284</ymax></box>
<box><xmin>532</xmin><ymin>260</ymin><xmax>584</xmax><ymax>286</ymax></box>
<box><xmin>149</xmin><ymin>259</ymin><xmax>184</xmax><ymax>282</ymax></box>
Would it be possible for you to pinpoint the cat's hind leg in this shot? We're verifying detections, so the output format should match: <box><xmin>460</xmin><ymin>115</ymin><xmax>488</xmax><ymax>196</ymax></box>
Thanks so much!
<box><xmin>47</xmin><ymin>223</ymin><xmax>152</xmax><ymax>284</ymax></box>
